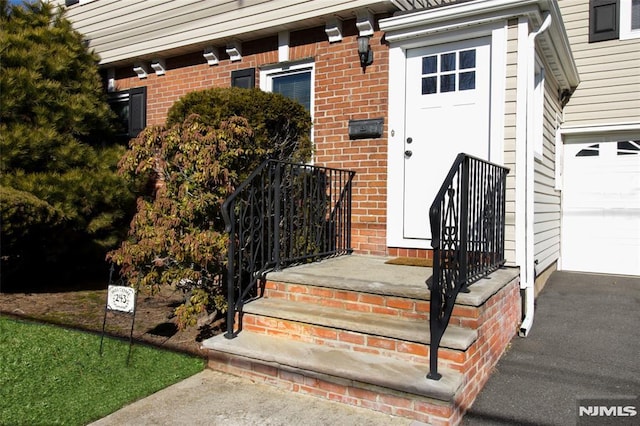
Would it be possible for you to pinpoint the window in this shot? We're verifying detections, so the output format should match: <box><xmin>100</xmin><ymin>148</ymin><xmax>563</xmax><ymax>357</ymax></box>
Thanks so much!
<box><xmin>231</xmin><ymin>68</ymin><xmax>255</xmax><ymax>89</ymax></box>
<box><xmin>621</xmin><ymin>0</ymin><xmax>640</xmax><ymax>39</ymax></box>
<box><xmin>260</xmin><ymin>61</ymin><xmax>314</xmax><ymax>112</ymax></box>
<box><xmin>108</xmin><ymin>87</ymin><xmax>146</xmax><ymax>139</ymax></box>
<box><xmin>617</xmin><ymin>140</ymin><xmax>640</xmax><ymax>155</ymax></box>
<box><xmin>590</xmin><ymin>0</ymin><xmax>640</xmax><ymax>41</ymax></box>
<box><xmin>576</xmin><ymin>144</ymin><xmax>600</xmax><ymax>157</ymax></box>
<box><xmin>420</xmin><ymin>48</ymin><xmax>476</xmax><ymax>95</ymax></box>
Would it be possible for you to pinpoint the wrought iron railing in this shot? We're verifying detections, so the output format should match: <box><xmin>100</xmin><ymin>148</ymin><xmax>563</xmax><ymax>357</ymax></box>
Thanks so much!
<box><xmin>427</xmin><ymin>153</ymin><xmax>509</xmax><ymax>380</ymax></box>
<box><xmin>222</xmin><ymin>160</ymin><xmax>355</xmax><ymax>339</ymax></box>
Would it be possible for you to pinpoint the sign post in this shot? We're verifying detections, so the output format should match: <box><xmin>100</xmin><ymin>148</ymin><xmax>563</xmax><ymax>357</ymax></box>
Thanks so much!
<box><xmin>100</xmin><ymin>283</ymin><xmax>137</xmax><ymax>365</ymax></box>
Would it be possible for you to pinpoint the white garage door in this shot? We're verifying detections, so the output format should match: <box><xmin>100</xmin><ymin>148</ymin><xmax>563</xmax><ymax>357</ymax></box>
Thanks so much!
<box><xmin>562</xmin><ymin>141</ymin><xmax>640</xmax><ymax>276</ymax></box>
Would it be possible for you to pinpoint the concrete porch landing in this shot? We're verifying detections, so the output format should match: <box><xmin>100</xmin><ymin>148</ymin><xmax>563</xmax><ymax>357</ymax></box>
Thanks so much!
<box><xmin>267</xmin><ymin>254</ymin><xmax>520</xmax><ymax>307</ymax></box>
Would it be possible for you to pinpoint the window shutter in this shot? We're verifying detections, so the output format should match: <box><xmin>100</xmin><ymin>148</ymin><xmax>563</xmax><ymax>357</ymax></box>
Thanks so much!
<box><xmin>589</xmin><ymin>0</ymin><xmax>619</xmax><ymax>42</ymax></box>
<box><xmin>128</xmin><ymin>87</ymin><xmax>147</xmax><ymax>138</ymax></box>
<box><xmin>65</xmin><ymin>0</ymin><xmax>80</xmax><ymax>5</ymax></box>
<box><xmin>231</xmin><ymin>68</ymin><xmax>255</xmax><ymax>89</ymax></box>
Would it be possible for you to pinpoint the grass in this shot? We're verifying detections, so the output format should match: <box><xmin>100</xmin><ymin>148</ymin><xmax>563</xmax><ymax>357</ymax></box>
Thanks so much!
<box><xmin>0</xmin><ymin>317</ymin><xmax>205</xmax><ymax>426</ymax></box>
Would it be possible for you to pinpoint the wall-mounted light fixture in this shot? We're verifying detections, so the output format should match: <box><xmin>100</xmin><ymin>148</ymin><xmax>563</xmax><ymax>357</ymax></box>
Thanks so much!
<box><xmin>226</xmin><ymin>40</ymin><xmax>242</xmax><ymax>62</ymax></box>
<box><xmin>357</xmin><ymin>35</ymin><xmax>373</xmax><ymax>69</ymax></box>
<box><xmin>133</xmin><ymin>63</ymin><xmax>148</xmax><ymax>79</ymax></box>
<box><xmin>150</xmin><ymin>59</ymin><xmax>166</xmax><ymax>76</ymax></box>
<box><xmin>203</xmin><ymin>47</ymin><xmax>219</xmax><ymax>66</ymax></box>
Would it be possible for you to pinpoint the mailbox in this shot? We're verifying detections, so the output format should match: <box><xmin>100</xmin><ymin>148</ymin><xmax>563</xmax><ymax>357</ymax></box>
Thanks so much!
<box><xmin>348</xmin><ymin>118</ymin><xmax>384</xmax><ymax>140</ymax></box>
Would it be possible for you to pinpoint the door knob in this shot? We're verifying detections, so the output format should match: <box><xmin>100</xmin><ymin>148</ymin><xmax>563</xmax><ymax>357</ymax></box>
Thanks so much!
<box><xmin>406</xmin><ymin>137</ymin><xmax>413</xmax><ymax>144</ymax></box>
<box><xmin>404</xmin><ymin>150</ymin><xmax>413</xmax><ymax>157</ymax></box>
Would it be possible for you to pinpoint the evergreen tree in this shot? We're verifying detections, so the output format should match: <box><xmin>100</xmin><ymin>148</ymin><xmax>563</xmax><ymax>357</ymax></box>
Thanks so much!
<box><xmin>0</xmin><ymin>1</ymin><xmax>134</xmax><ymax>287</ymax></box>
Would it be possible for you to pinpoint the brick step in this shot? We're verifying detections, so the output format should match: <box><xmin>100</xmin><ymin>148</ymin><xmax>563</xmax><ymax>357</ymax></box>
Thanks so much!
<box><xmin>204</xmin><ymin>331</ymin><xmax>464</xmax><ymax>424</ymax></box>
<box><xmin>265</xmin><ymin>256</ymin><xmax>521</xmax><ymax>328</ymax></box>
<box><xmin>242</xmin><ymin>297</ymin><xmax>476</xmax><ymax>364</ymax></box>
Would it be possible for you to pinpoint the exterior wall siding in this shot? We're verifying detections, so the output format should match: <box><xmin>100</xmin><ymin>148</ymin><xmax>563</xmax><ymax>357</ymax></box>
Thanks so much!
<box><xmin>534</xmin><ymin>57</ymin><xmax>562</xmax><ymax>274</ymax></box>
<box><xmin>558</xmin><ymin>0</ymin><xmax>640</xmax><ymax>127</ymax></box>
<box><xmin>109</xmin><ymin>21</ymin><xmax>391</xmax><ymax>256</ymax></box>
<box><xmin>55</xmin><ymin>0</ymin><xmax>405</xmax><ymax>66</ymax></box>
<box><xmin>503</xmin><ymin>19</ymin><xmax>520</xmax><ymax>266</ymax></box>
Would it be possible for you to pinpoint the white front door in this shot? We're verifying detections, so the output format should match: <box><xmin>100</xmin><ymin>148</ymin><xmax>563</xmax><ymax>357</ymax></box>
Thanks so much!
<box><xmin>403</xmin><ymin>38</ymin><xmax>491</xmax><ymax>241</ymax></box>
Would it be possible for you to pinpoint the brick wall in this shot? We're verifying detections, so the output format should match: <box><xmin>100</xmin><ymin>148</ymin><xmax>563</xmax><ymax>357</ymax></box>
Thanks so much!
<box><xmin>110</xmin><ymin>18</ymin><xmax>391</xmax><ymax>256</ymax></box>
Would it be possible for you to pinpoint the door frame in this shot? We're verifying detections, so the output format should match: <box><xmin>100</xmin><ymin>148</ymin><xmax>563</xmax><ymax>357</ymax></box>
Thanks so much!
<box><xmin>386</xmin><ymin>22</ymin><xmax>508</xmax><ymax>248</ymax></box>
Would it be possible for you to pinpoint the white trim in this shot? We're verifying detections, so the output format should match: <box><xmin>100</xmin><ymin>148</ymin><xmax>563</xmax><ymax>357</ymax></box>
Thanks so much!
<box><xmin>490</xmin><ymin>22</ymin><xmax>508</xmax><ymax>165</ymax></box>
<box><xmin>621</xmin><ymin>0</ymin><xmax>640</xmax><ymax>40</ymax></box>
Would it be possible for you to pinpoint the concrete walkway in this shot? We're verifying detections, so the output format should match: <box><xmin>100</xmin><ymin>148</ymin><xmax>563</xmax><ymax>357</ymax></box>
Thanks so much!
<box><xmin>463</xmin><ymin>271</ymin><xmax>640</xmax><ymax>425</ymax></box>
<box><xmin>91</xmin><ymin>270</ymin><xmax>639</xmax><ymax>425</ymax></box>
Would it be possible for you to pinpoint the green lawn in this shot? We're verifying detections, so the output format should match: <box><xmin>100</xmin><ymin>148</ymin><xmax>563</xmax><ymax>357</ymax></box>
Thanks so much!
<box><xmin>0</xmin><ymin>317</ymin><xmax>205</xmax><ymax>426</ymax></box>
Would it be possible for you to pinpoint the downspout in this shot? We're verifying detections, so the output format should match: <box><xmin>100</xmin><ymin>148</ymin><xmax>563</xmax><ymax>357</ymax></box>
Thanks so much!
<box><xmin>519</xmin><ymin>11</ymin><xmax>551</xmax><ymax>337</ymax></box>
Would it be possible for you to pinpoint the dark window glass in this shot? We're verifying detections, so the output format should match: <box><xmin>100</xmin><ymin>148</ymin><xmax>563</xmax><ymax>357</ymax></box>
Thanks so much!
<box><xmin>422</xmin><ymin>77</ymin><xmax>437</xmax><ymax>95</ymax></box>
<box><xmin>617</xmin><ymin>140</ymin><xmax>640</xmax><ymax>155</ymax></box>
<box><xmin>459</xmin><ymin>50</ymin><xmax>476</xmax><ymax>69</ymax></box>
<box><xmin>231</xmin><ymin>68</ymin><xmax>255</xmax><ymax>89</ymax></box>
<box><xmin>459</xmin><ymin>71</ymin><xmax>476</xmax><ymax>91</ymax></box>
<box><xmin>108</xmin><ymin>87</ymin><xmax>146</xmax><ymax>139</ymax></box>
<box><xmin>633</xmin><ymin>0</ymin><xmax>640</xmax><ymax>30</ymax></box>
<box><xmin>440</xmin><ymin>74</ymin><xmax>455</xmax><ymax>92</ymax></box>
<box><xmin>576</xmin><ymin>144</ymin><xmax>600</xmax><ymax>157</ymax></box>
<box><xmin>273</xmin><ymin>71</ymin><xmax>311</xmax><ymax>111</ymax></box>
<box><xmin>441</xmin><ymin>53</ymin><xmax>456</xmax><ymax>72</ymax></box>
<box><xmin>422</xmin><ymin>56</ymin><xmax>437</xmax><ymax>74</ymax></box>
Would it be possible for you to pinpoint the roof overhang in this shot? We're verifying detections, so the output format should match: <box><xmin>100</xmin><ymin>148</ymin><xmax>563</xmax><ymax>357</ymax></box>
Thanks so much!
<box><xmin>380</xmin><ymin>0</ymin><xmax>580</xmax><ymax>92</ymax></box>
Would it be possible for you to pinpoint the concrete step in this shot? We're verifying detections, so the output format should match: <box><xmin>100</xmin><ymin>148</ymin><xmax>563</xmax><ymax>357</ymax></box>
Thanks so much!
<box><xmin>243</xmin><ymin>297</ymin><xmax>477</xmax><ymax>352</ymax></box>
<box><xmin>203</xmin><ymin>331</ymin><xmax>464</xmax><ymax>404</ymax></box>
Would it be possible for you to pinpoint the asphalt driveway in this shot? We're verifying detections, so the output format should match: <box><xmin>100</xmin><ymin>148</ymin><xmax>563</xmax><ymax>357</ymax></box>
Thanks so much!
<box><xmin>463</xmin><ymin>271</ymin><xmax>640</xmax><ymax>425</ymax></box>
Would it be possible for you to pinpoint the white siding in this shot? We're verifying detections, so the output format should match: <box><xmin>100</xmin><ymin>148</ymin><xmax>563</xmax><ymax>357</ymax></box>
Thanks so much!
<box><xmin>504</xmin><ymin>19</ymin><xmax>519</xmax><ymax>266</ymax></box>
<box><xmin>558</xmin><ymin>0</ymin><xmax>640</xmax><ymax>127</ymax></box>
<box><xmin>54</xmin><ymin>0</ymin><xmax>405</xmax><ymax>66</ymax></box>
<box><xmin>534</xmin><ymin>65</ymin><xmax>562</xmax><ymax>273</ymax></box>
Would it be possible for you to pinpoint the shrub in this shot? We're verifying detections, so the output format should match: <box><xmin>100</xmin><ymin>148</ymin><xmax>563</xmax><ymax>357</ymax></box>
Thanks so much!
<box><xmin>167</xmin><ymin>87</ymin><xmax>313</xmax><ymax>165</ymax></box>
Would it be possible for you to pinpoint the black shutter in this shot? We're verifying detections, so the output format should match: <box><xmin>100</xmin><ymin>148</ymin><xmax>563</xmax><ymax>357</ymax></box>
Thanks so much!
<box><xmin>128</xmin><ymin>87</ymin><xmax>147</xmax><ymax>138</ymax></box>
<box><xmin>231</xmin><ymin>68</ymin><xmax>256</xmax><ymax>89</ymax></box>
<box><xmin>65</xmin><ymin>0</ymin><xmax>80</xmax><ymax>6</ymax></box>
<box><xmin>589</xmin><ymin>0</ymin><xmax>619</xmax><ymax>42</ymax></box>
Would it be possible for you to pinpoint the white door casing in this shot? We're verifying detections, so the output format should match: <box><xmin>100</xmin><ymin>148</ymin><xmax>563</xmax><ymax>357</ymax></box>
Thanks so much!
<box><xmin>561</xmin><ymin>141</ymin><xmax>640</xmax><ymax>276</ymax></box>
<box><xmin>403</xmin><ymin>37</ymin><xmax>491</xmax><ymax>240</ymax></box>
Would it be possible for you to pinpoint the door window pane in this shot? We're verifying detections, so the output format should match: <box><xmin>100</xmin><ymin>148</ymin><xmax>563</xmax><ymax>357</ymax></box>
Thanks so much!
<box><xmin>440</xmin><ymin>74</ymin><xmax>455</xmax><ymax>92</ymax></box>
<box><xmin>422</xmin><ymin>56</ymin><xmax>437</xmax><ymax>74</ymax></box>
<box><xmin>459</xmin><ymin>71</ymin><xmax>476</xmax><ymax>91</ymax></box>
<box><xmin>441</xmin><ymin>53</ymin><xmax>456</xmax><ymax>72</ymax></box>
<box><xmin>422</xmin><ymin>77</ymin><xmax>437</xmax><ymax>94</ymax></box>
<box><xmin>459</xmin><ymin>50</ymin><xmax>476</xmax><ymax>69</ymax></box>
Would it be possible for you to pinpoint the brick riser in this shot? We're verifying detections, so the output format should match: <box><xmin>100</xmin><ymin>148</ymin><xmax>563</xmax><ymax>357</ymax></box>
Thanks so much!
<box><xmin>264</xmin><ymin>280</ymin><xmax>482</xmax><ymax>327</ymax></box>
<box><xmin>242</xmin><ymin>312</ymin><xmax>435</xmax><ymax>365</ymax></box>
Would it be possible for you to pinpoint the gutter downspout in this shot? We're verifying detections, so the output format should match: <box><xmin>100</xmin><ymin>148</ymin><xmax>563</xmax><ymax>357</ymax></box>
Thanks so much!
<box><xmin>519</xmin><ymin>11</ymin><xmax>551</xmax><ymax>337</ymax></box>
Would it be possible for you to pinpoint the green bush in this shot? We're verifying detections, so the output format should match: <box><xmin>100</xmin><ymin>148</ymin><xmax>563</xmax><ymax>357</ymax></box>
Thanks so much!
<box><xmin>0</xmin><ymin>1</ymin><xmax>134</xmax><ymax>288</ymax></box>
<box><xmin>167</xmin><ymin>87</ymin><xmax>313</xmax><ymax>165</ymax></box>
<box><xmin>109</xmin><ymin>87</ymin><xmax>313</xmax><ymax>329</ymax></box>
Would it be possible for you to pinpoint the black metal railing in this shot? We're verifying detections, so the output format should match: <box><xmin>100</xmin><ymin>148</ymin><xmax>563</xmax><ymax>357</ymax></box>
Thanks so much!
<box><xmin>222</xmin><ymin>160</ymin><xmax>355</xmax><ymax>338</ymax></box>
<box><xmin>427</xmin><ymin>153</ymin><xmax>509</xmax><ymax>380</ymax></box>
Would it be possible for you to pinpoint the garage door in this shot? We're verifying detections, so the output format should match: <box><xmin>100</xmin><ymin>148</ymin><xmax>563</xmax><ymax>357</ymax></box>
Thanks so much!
<box><xmin>562</xmin><ymin>141</ymin><xmax>640</xmax><ymax>276</ymax></box>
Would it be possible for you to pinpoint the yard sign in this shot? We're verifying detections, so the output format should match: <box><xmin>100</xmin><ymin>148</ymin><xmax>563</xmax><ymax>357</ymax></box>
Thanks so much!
<box><xmin>100</xmin><ymin>283</ymin><xmax>137</xmax><ymax>364</ymax></box>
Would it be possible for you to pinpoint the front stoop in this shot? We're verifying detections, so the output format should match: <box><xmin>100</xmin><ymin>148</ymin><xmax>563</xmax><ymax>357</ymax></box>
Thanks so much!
<box><xmin>202</xmin><ymin>256</ymin><xmax>521</xmax><ymax>425</ymax></box>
